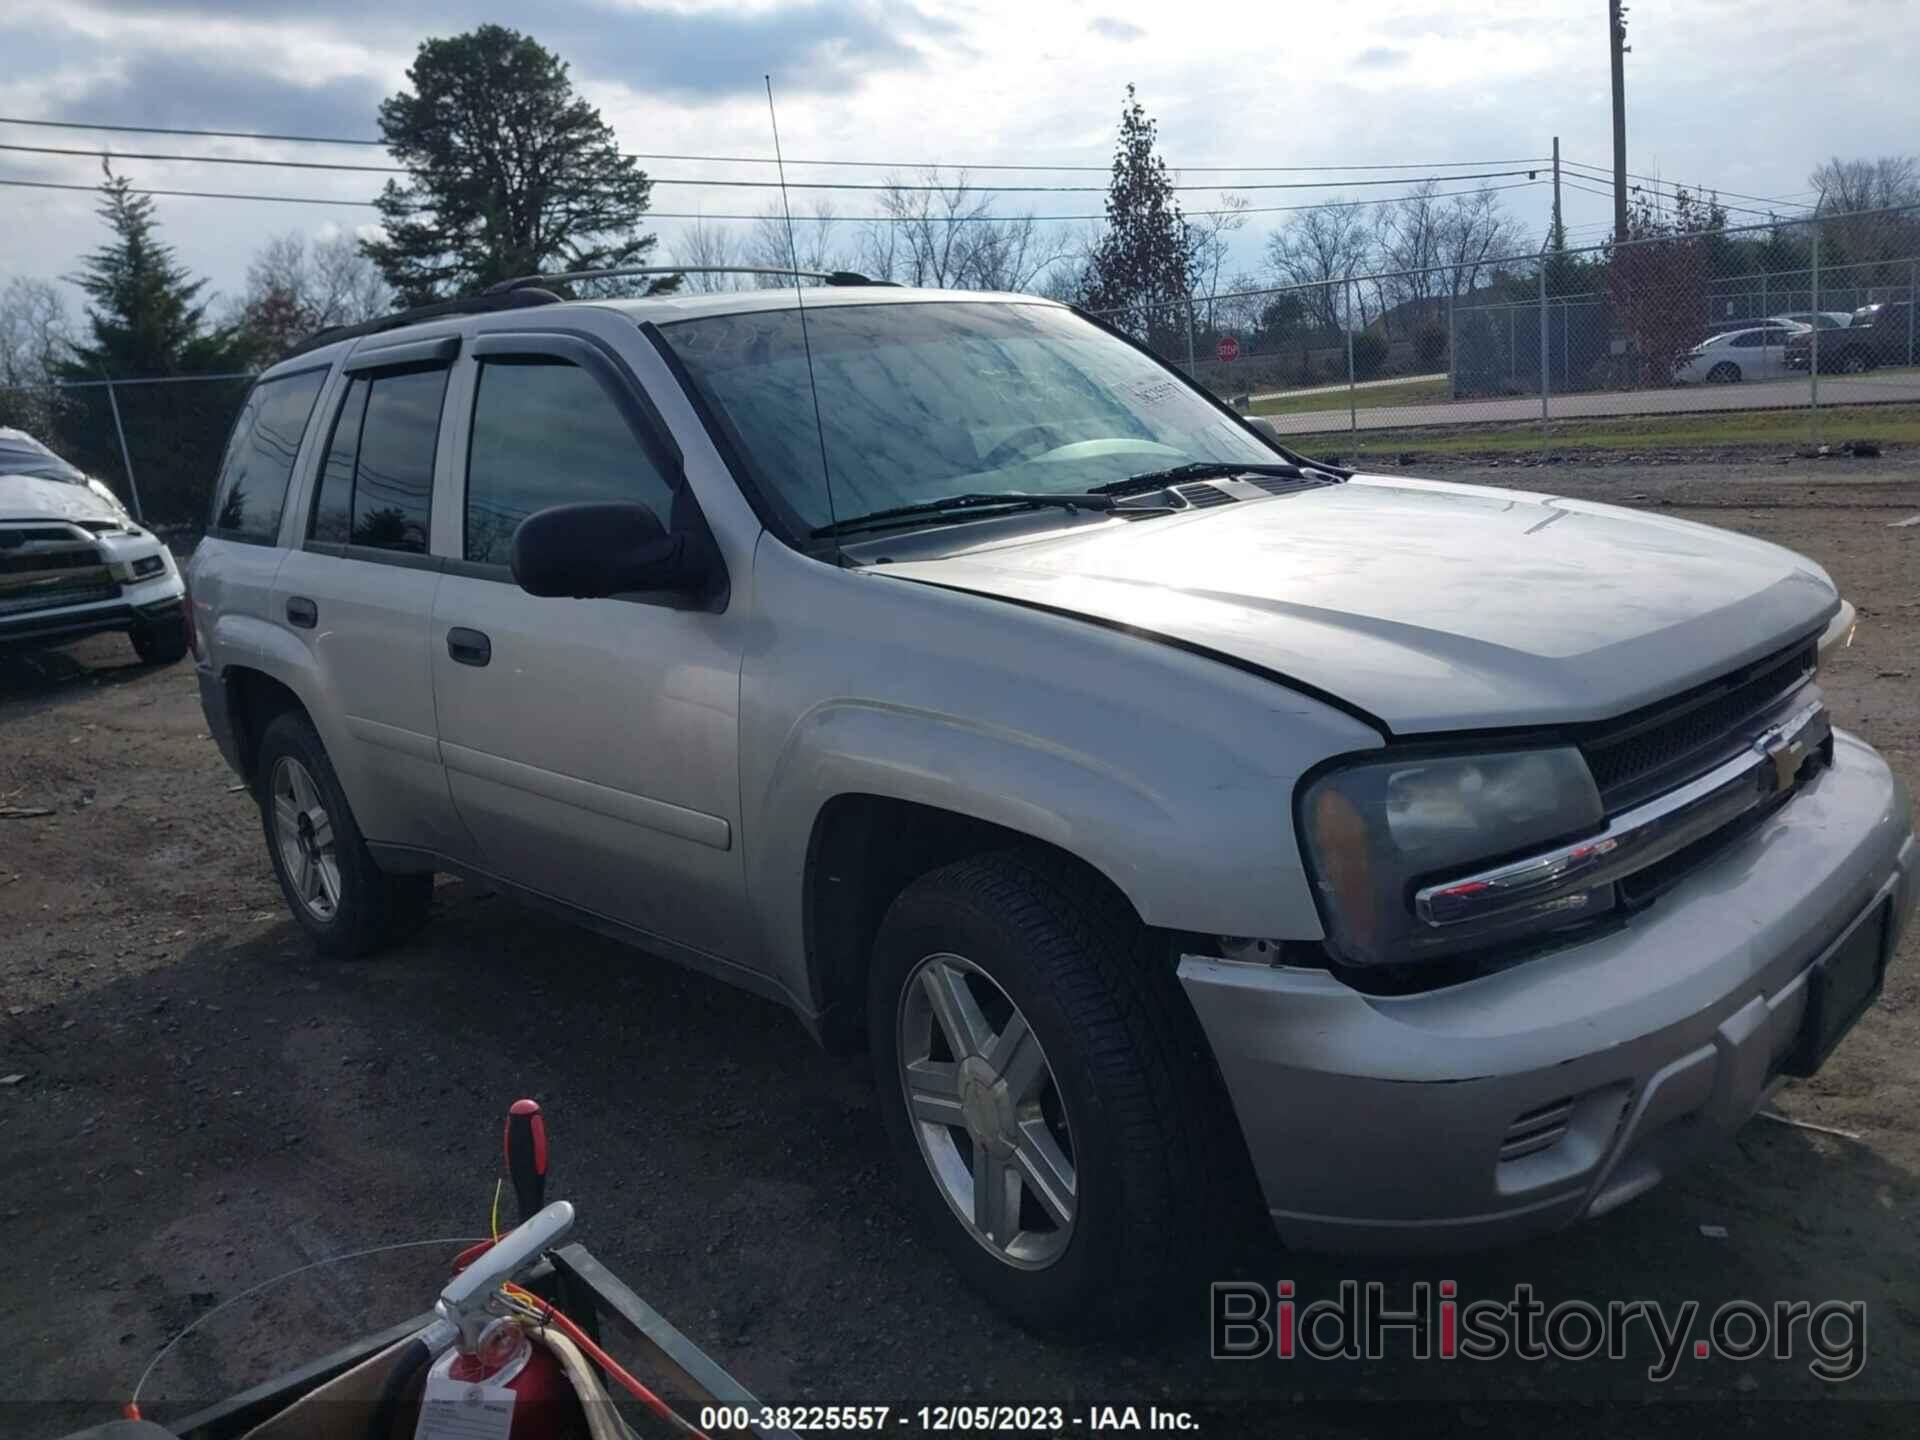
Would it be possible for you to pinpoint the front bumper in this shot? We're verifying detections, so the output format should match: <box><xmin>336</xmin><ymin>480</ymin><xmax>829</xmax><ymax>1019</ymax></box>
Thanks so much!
<box><xmin>1180</xmin><ymin>729</ymin><xmax>1916</xmax><ymax>1253</ymax></box>
<box><xmin>0</xmin><ymin>585</ymin><xmax>185</xmax><ymax>648</ymax></box>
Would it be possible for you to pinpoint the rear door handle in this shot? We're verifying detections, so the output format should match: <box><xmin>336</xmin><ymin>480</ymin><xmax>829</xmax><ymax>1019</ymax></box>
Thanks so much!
<box><xmin>446</xmin><ymin>626</ymin><xmax>491</xmax><ymax>667</ymax></box>
<box><xmin>285</xmin><ymin>596</ymin><xmax>318</xmax><ymax>629</ymax></box>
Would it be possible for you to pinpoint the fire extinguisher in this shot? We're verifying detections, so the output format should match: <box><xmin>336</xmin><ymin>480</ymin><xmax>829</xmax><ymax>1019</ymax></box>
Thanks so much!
<box><xmin>429</xmin><ymin>1317</ymin><xmax>589</xmax><ymax>1440</ymax></box>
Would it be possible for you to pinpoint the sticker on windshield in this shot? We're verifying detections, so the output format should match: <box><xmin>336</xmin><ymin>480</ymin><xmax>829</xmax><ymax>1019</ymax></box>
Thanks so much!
<box><xmin>1127</xmin><ymin>377</ymin><xmax>1183</xmax><ymax>409</ymax></box>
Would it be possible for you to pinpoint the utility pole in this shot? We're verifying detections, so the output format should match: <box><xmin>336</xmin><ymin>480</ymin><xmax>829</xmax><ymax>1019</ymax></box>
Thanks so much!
<box><xmin>1609</xmin><ymin>1</ymin><xmax>1630</xmax><ymax>241</ymax></box>
<box><xmin>1552</xmin><ymin>136</ymin><xmax>1563</xmax><ymax>243</ymax></box>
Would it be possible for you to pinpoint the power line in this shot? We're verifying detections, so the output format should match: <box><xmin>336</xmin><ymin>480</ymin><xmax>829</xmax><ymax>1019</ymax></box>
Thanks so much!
<box><xmin>0</xmin><ymin>173</ymin><xmax>1543</xmax><ymax>222</ymax></box>
<box><xmin>0</xmin><ymin>141</ymin><xmax>1541</xmax><ymax>194</ymax></box>
<box><xmin>0</xmin><ymin>113</ymin><xmax>1547</xmax><ymax>175</ymax></box>
<box><xmin>1562</xmin><ymin>158</ymin><xmax>1816</xmax><ymax>214</ymax></box>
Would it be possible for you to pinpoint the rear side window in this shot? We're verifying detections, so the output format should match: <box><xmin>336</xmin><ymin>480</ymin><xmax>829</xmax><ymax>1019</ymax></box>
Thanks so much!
<box><xmin>209</xmin><ymin>367</ymin><xmax>327</xmax><ymax>543</ymax></box>
<box><xmin>464</xmin><ymin>357</ymin><xmax>677</xmax><ymax>566</ymax></box>
<box><xmin>306</xmin><ymin>364</ymin><xmax>450</xmax><ymax>555</ymax></box>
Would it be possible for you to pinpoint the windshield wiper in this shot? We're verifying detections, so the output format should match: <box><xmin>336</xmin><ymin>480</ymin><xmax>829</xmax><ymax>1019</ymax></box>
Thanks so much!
<box><xmin>1090</xmin><ymin>461</ymin><xmax>1308</xmax><ymax>495</ymax></box>
<box><xmin>812</xmin><ymin>490</ymin><xmax>1171</xmax><ymax>539</ymax></box>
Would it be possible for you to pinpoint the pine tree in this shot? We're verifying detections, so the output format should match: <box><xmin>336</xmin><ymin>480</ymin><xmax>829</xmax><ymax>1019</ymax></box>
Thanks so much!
<box><xmin>55</xmin><ymin>163</ymin><xmax>240</xmax><ymax>382</ymax></box>
<box><xmin>1081</xmin><ymin>86</ymin><xmax>1194</xmax><ymax>344</ymax></box>
<box><xmin>363</xmin><ymin>26</ymin><xmax>670</xmax><ymax>304</ymax></box>
<box><xmin>52</xmin><ymin>163</ymin><xmax>245</xmax><ymax>522</ymax></box>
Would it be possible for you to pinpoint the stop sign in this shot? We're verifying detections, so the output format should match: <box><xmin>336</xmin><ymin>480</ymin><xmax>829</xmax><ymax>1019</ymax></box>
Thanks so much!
<box><xmin>1217</xmin><ymin>335</ymin><xmax>1241</xmax><ymax>363</ymax></box>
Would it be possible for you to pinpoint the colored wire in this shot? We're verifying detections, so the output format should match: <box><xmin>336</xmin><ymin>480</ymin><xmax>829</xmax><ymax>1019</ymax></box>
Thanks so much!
<box><xmin>503</xmin><ymin>1283</ymin><xmax>710</xmax><ymax>1440</ymax></box>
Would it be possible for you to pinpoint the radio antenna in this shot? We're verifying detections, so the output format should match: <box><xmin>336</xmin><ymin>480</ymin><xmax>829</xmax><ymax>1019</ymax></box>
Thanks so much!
<box><xmin>765</xmin><ymin>75</ymin><xmax>841</xmax><ymax>553</ymax></box>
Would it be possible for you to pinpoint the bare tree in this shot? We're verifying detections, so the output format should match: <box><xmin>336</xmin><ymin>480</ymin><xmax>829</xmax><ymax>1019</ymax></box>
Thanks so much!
<box><xmin>1264</xmin><ymin>202</ymin><xmax>1374</xmax><ymax>334</ymax></box>
<box><xmin>0</xmin><ymin>277</ymin><xmax>73</xmax><ymax>435</ymax></box>
<box><xmin>671</xmin><ymin>216</ymin><xmax>747</xmax><ymax>292</ymax></box>
<box><xmin>746</xmin><ymin>199</ymin><xmax>848</xmax><ymax>283</ymax></box>
<box><xmin>229</xmin><ymin>231</ymin><xmax>391</xmax><ymax>360</ymax></box>
<box><xmin>1810</xmin><ymin>155</ymin><xmax>1920</xmax><ymax>214</ymax></box>
<box><xmin>1372</xmin><ymin>181</ymin><xmax>1452</xmax><ymax>332</ymax></box>
<box><xmin>312</xmin><ymin>232</ymin><xmax>390</xmax><ymax>323</ymax></box>
<box><xmin>1434</xmin><ymin>185</ymin><xmax>1527</xmax><ymax>300</ymax></box>
<box><xmin>858</xmin><ymin>170</ymin><xmax>1067</xmax><ymax>292</ymax></box>
<box><xmin>1185</xmin><ymin>193</ymin><xmax>1249</xmax><ymax>328</ymax></box>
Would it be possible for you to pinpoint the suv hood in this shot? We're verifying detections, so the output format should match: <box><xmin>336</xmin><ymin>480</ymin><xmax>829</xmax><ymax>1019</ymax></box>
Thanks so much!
<box><xmin>875</xmin><ymin>475</ymin><xmax>1838</xmax><ymax>734</ymax></box>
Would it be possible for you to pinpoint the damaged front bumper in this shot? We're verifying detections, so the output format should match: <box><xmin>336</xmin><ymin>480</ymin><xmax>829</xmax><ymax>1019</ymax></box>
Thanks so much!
<box><xmin>1179</xmin><ymin>729</ymin><xmax>1916</xmax><ymax>1253</ymax></box>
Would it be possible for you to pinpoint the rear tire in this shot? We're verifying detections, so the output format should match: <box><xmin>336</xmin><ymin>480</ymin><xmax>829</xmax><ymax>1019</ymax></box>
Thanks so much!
<box><xmin>867</xmin><ymin>850</ymin><xmax>1245</xmax><ymax>1333</ymax></box>
<box><xmin>1837</xmin><ymin>349</ymin><xmax>1870</xmax><ymax>374</ymax></box>
<box><xmin>255</xmin><ymin>710</ymin><xmax>432</xmax><ymax>958</ymax></box>
<box><xmin>130</xmin><ymin>615</ymin><xmax>190</xmax><ymax>665</ymax></box>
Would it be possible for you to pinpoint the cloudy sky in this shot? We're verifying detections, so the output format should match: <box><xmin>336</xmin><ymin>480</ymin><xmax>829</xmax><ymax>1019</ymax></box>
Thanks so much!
<box><xmin>1</xmin><ymin>0</ymin><xmax>1914</xmax><ymax>320</ymax></box>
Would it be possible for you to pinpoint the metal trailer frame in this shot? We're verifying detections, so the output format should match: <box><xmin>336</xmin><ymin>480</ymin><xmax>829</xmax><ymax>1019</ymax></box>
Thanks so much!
<box><xmin>163</xmin><ymin>1243</ymin><xmax>795</xmax><ymax>1440</ymax></box>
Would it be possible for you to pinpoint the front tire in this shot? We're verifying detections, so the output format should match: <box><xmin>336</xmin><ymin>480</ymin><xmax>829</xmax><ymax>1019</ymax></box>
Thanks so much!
<box><xmin>255</xmin><ymin>711</ymin><xmax>432</xmax><ymax>958</ymax></box>
<box><xmin>1706</xmin><ymin>361</ymin><xmax>1741</xmax><ymax>383</ymax></box>
<box><xmin>130</xmin><ymin>615</ymin><xmax>190</xmax><ymax>665</ymax></box>
<box><xmin>868</xmin><ymin>851</ymin><xmax>1237</xmax><ymax>1332</ymax></box>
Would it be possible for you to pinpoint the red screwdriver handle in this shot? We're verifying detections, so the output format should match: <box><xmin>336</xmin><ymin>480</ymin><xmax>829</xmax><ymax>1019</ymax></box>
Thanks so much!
<box><xmin>504</xmin><ymin>1098</ymin><xmax>548</xmax><ymax>1225</ymax></box>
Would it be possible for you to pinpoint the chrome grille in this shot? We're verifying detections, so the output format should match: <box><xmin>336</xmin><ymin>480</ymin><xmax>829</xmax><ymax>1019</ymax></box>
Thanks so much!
<box><xmin>0</xmin><ymin>525</ymin><xmax>118</xmax><ymax>617</ymax></box>
<box><xmin>1578</xmin><ymin>640</ymin><xmax>1818</xmax><ymax>811</ymax></box>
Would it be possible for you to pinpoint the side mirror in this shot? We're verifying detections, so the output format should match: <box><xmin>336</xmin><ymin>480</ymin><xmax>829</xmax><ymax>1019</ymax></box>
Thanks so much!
<box><xmin>510</xmin><ymin>502</ymin><xmax>705</xmax><ymax>599</ymax></box>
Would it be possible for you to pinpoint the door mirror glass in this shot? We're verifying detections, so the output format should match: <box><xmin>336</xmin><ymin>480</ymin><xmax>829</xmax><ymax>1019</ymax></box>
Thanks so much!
<box><xmin>510</xmin><ymin>501</ymin><xmax>705</xmax><ymax>598</ymax></box>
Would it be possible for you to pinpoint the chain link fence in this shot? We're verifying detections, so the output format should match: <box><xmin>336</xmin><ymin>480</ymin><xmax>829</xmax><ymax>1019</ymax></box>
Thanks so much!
<box><xmin>1104</xmin><ymin>202</ymin><xmax>1920</xmax><ymax>454</ymax></box>
<box><xmin>7</xmin><ymin>203</ymin><xmax>1917</xmax><ymax>530</ymax></box>
<box><xmin>0</xmin><ymin>371</ymin><xmax>252</xmax><ymax>530</ymax></box>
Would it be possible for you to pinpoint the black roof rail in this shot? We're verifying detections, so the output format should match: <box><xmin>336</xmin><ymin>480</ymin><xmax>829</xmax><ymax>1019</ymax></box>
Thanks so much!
<box><xmin>280</xmin><ymin>265</ymin><xmax>897</xmax><ymax>363</ymax></box>
<box><xmin>283</xmin><ymin>286</ymin><xmax>565</xmax><ymax>360</ymax></box>
<box><xmin>483</xmin><ymin>265</ymin><xmax>889</xmax><ymax>294</ymax></box>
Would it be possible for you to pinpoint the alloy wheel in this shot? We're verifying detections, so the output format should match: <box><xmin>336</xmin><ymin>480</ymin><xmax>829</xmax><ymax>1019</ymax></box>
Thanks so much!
<box><xmin>896</xmin><ymin>953</ymin><xmax>1077</xmax><ymax>1268</ymax></box>
<box><xmin>270</xmin><ymin>756</ymin><xmax>342</xmax><ymax>922</ymax></box>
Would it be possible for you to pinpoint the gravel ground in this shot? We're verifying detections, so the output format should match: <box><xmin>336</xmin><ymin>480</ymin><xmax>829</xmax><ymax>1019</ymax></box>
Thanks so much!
<box><xmin>2</xmin><ymin>455</ymin><xmax>1917</xmax><ymax>1439</ymax></box>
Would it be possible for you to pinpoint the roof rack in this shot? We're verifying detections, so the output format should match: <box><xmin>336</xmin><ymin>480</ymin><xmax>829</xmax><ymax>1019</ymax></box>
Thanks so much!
<box><xmin>284</xmin><ymin>286</ymin><xmax>566</xmax><ymax>359</ymax></box>
<box><xmin>281</xmin><ymin>265</ymin><xmax>891</xmax><ymax>361</ymax></box>
<box><xmin>483</xmin><ymin>265</ymin><xmax>884</xmax><ymax>294</ymax></box>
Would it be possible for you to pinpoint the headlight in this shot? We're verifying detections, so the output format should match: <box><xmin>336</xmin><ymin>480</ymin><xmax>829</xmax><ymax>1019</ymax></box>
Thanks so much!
<box><xmin>1299</xmin><ymin>747</ymin><xmax>1609</xmax><ymax>968</ymax></box>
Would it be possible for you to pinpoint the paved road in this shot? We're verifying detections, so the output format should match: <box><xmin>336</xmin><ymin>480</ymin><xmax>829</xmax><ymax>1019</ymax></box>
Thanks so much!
<box><xmin>1249</xmin><ymin>371</ymin><xmax>1447</xmax><ymax>401</ymax></box>
<box><xmin>1258</xmin><ymin>371</ymin><xmax>1920</xmax><ymax>435</ymax></box>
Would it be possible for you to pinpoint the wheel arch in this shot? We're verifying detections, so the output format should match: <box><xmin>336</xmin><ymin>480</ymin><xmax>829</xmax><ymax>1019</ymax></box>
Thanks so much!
<box><xmin>219</xmin><ymin>666</ymin><xmax>313</xmax><ymax>787</ymax></box>
<box><xmin>800</xmin><ymin>793</ymin><xmax>1156</xmax><ymax>1052</ymax></box>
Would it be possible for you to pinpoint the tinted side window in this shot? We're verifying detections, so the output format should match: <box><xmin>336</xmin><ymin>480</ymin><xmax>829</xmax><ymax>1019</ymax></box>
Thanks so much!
<box><xmin>464</xmin><ymin>358</ymin><xmax>677</xmax><ymax>566</ymax></box>
<box><xmin>309</xmin><ymin>376</ymin><xmax>369</xmax><ymax>545</ymax></box>
<box><xmin>209</xmin><ymin>368</ymin><xmax>327</xmax><ymax>542</ymax></box>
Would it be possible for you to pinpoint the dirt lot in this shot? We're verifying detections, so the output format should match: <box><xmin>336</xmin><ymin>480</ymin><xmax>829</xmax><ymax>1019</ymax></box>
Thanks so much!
<box><xmin>3</xmin><ymin>455</ymin><xmax>1918</xmax><ymax>1438</ymax></box>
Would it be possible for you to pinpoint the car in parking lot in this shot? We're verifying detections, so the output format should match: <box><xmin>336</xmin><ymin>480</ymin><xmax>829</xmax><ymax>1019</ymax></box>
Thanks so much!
<box><xmin>0</xmin><ymin>428</ymin><xmax>188</xmax><ymax>662</ymax></box>
<box><xmin>188</xmin><ymin>276</ymin><xmax>1916</xmax><ymax>1330</ymax></box>
<box><xmin>1766</xmin><ymin>310</ymin><xmax>1852</xmax><ymax>332</ymax></box>
<box><xmin>1785</xmin><ymin>300</ymin><xmax>1917</xmax><ymax>372</ymax></box>
<box><xmin>1673</xmin><ymin>322</ymin><xmax>1809</xmax><ymax>383</ymax></box>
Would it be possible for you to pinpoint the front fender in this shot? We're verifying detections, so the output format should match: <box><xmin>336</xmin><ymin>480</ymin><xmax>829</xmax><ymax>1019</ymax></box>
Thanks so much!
<box><xmin>741</xmin><ymin>541</ymin><xmax>1386</xmax><ymax>1015</ymax></box>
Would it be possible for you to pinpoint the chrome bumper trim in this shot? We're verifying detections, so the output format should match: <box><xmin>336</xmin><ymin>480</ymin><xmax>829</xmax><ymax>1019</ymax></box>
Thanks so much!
<box><xmin>1415</xmin><ymin>700</ymin><xmax>1833</xmax><ymax>928</ymax></box>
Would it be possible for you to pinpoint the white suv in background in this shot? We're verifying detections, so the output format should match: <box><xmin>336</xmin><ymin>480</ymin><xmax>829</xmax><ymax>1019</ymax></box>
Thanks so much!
<box><xmin>189</xmin><ymin>277</ymin><xmax>1913</xmax><ymax>1330</ymax></box>
<box><xmin>0</xmin><ymin>428</ymin><xmax>187</xmax><ymax>663</ymax></box>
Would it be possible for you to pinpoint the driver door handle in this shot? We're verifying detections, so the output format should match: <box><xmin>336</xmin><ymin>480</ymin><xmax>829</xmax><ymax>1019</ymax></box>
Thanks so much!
<box><xmin>446</xmin><ymin>627</ymin><xmax>491</xmax><ymax>667</ymax></box>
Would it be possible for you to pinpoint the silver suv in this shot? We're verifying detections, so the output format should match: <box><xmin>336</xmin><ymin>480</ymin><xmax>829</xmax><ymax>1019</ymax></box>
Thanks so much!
<box><xmin>190</xmin><ymin>280</ymin><xmax>1915</xmax><ymax>1329</ymax></box>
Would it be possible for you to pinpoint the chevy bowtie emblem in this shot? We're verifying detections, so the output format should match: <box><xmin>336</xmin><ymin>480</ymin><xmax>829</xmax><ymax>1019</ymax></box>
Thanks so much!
<box><xmin>1762</xmin><ymin>733</ymin><xmax>1805</xmax><ymax>791</ymax></box>
<box><xmin>1756</xmin><ymin>701</ymin><xmax>1829</xmax><ymax>793</ymax></box>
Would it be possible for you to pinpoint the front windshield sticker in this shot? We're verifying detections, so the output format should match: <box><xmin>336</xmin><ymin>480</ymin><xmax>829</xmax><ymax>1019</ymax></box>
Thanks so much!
<box><xmin>1126</xmin><ymin>377</ymin><xmax>1183</xmax><ymax>409</ymax></box>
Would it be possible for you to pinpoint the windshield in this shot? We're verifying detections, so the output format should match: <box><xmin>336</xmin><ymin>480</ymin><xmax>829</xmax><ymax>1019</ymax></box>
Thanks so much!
<box><xmin>656</xmin><ymin>300</ymin><xmax>1280</xmax><ymax>533</ymax></box>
